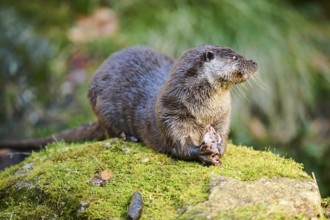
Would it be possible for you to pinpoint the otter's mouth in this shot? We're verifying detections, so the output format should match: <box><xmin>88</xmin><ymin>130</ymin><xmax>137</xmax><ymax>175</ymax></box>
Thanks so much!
<box><xmin>234</xmin><ymin>59</ymin><xmax>258</xmax><ymax>83</ymax></box>
<box><xmin>241</xmin><ymin>71</ymin><xmax>254</xmax><ymax>80</ymax></box>
<box><xmin>232</xmin><ymin>70</ymin><xmax>255</xmax><ymax>84</ymax></box>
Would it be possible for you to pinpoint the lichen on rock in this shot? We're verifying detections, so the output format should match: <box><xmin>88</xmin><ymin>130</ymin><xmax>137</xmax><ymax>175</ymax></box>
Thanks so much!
<box><xmin>181</xmin><ymin>176</ymin><xmax>321</xmax><ymax>219</ymax></box>
<box><xmin>0</xmin><ymin>139</ymin><xmax>321</xmax><ymax>219</ymax></box>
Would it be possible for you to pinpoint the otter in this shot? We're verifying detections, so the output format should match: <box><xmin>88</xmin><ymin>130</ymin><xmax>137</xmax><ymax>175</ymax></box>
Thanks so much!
<box><xmin>0</xmin><ymin>45</ymin><xmax>258</xmax><ymax>165</ymax></box>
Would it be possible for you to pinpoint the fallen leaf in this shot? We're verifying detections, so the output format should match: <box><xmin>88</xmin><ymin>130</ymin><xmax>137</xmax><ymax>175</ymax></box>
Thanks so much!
<box><xmin>90</xmin><ymin>169</ymin><xmax>113</xmax><ymax>186</ymax></box>
<box><xmin>99</xmin><ymin>170</ymin><xmax>113</xmax><ymax>181</ymax></box>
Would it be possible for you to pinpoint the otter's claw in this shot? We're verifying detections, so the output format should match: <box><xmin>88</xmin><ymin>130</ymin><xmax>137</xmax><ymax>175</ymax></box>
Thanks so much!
<box><xmin>197</xmin><ymin>125</ymin><xmax>223</xmax><ymax>166</ymax></box>
<box><xmin>120</xmin><ymin>132</ymin><xmax>139</xmax><ymax>142</ymax></box>
<box><xmin>198</xmin><ymin>142</ymin><xmax>221</xmax><ymax>166</ymax></box>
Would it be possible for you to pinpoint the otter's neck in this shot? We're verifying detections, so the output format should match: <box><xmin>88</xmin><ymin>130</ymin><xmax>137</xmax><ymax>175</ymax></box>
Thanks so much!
<box><xmin>156</xmin><ymin>69</ymin><xmax>231</xmax><ymax>118</ymax></box>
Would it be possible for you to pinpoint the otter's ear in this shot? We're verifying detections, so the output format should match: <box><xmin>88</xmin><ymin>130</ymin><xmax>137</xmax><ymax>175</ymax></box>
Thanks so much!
<box><xmin>205</xmin><ymin>51</ymin><xmax>214</xmax><ymax>62</ymax></box>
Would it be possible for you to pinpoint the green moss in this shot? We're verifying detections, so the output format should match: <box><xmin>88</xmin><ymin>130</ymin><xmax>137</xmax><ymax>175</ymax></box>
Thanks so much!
<box><xmin>0</xmin><ymin>139</ymin><xmax>310</xmax><ymax>219</ymax></box>
<box><xmin>322</xmin><ymin>197</ymin><xmax>330</xmax><ymax>219</ymax></box>
<box><xmin>322</xmin><ymin>197</ymin><xmax>330</xmax><ymax>206</ymax></box>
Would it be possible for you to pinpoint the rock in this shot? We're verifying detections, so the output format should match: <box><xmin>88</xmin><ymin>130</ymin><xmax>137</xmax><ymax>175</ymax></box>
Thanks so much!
<box><xmin>127</xmin><ymin>192</ymin><xmax>143</xmax><ymax>220</ymax></box>
<box><xmin>182</xmin><ymin>176</ymin><xmax>322</xmax><ymax>219</ymax></box>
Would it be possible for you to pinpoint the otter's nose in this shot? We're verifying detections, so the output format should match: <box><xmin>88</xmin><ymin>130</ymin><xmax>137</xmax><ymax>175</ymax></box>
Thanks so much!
<box><xmin>250</xmin><ymin>59</ymin><xmax>258</xmax><ymax>71</ymax></box>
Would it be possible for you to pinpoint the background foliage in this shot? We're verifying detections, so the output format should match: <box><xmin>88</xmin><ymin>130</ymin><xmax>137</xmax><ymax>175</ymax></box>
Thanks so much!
<box><xmin>0</xmin><ymin>0</ymin><xmax>329</xmax><ymax>196</ymax></box>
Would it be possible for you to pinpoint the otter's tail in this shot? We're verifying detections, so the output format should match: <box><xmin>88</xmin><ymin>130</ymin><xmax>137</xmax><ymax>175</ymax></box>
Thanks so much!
<box><xmin>0</xmin><ymin>122</ymin><xmax>106</xmax><ymax>151</ymax></box>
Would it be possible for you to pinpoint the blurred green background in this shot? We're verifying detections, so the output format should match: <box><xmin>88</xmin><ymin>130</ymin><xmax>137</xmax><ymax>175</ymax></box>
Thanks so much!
<box><xmin>0</xmin><ymin>0</ymin><xmax>329</xmax><ymax>197</ymax></box>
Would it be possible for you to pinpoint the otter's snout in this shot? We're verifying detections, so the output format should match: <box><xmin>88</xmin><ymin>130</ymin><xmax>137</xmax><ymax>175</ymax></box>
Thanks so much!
<box><xmin>238</xmin><ymin>59</ymin><xmax>258</xmax><ymax>81</ymax></box>
<box><xmin>250</xmin><ymin>59</ymin><xmax>258</xmax><ymax>72</ymax></box>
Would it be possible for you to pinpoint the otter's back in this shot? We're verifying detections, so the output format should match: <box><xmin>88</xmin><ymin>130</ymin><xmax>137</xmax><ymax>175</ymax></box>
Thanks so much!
<box><xmin>88</xmin><ymin>46</ymin><xmax>174</xmax><ymax>137</ymax></box>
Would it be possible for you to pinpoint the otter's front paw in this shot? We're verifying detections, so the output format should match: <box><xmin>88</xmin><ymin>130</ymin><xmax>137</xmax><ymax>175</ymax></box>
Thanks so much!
<box><xmin>198</xmin><ymin>125</ymin><xmax>222</xmax><ymax>166</ymax></box>
<box><xmin>198</xmin><ymin>143</ymin><xmax>221</xmax><ymax>166</ymax></box>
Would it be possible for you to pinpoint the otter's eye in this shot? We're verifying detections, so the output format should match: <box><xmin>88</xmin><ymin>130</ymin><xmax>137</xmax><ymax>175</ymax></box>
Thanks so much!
<box><xmin>232</xmin><ymin>56</ymin><xmax>238</xmax><ymax>61</ymax></box>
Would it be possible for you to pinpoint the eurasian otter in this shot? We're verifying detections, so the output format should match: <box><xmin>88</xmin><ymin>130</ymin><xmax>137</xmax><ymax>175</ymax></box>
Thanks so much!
<box><xmin>0</xmin><ymin>45</ymin><xmax>258</xmax><ymax>165</ymax></box>
<box><xmin>88</xmin><ymin>45</ymin><xmax>257</xmax><ymax>165</ymax></box>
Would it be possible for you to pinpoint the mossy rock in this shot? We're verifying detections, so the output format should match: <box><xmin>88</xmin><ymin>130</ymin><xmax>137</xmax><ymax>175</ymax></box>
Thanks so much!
<box><xmin>0</xmin><ymin>139</ymin><xmax>319</xmax><ymax>219</ymax></box>
<box><xmin>322</xmin><ymin>197</ymin><xmax>330</xmax><ymax>219</ymax></box>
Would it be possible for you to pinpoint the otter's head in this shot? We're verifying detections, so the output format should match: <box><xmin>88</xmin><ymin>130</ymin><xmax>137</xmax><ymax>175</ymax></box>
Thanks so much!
<box><xmin>176</xmin><ymin>45</ymin><xmax>258</xmax><ymax>86</ymax></box>
<box><xmin>201</xmin><ymin>45</ymin><xmax>257</xmax><ymax>84</ymax></box>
